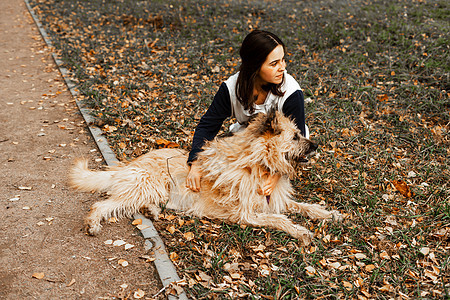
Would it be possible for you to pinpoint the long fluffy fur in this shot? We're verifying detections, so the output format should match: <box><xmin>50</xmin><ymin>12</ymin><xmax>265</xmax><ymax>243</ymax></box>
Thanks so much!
<box><xmin>70</xmin><ymin>111</ymin><xmax>341</xmax><ymax>245</ymax></box>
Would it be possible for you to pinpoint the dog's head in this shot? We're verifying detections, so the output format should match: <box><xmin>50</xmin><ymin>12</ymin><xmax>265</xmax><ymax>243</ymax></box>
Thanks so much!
<box><xmin>244</xmin><ymin>110</ymin><xmax>318</xmax><ymax>175</ymax></box>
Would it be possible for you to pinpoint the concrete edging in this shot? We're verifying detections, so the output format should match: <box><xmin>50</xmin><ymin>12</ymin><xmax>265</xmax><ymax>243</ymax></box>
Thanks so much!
<box><xmin>24</xmin><ymin>1</ymin><xmax>187</xmax><ymax>298</ymax></box>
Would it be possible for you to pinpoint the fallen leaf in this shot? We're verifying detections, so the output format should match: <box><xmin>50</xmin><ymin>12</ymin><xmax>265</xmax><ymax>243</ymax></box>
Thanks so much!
<box><xmin>407</xmin><ymin>171</ymin><xmax>417</xmax><ymax>178</ymax></box>
<box><xmin>380</xmin><ymin>251</ymin><xmax>390</xmax><ymax>260</ymax></box>
<box><xmin>136</xmin><ymin>224</ymin><xmax>150</xmax><ymax>230</ymax></box>
<box><xmin>365</xmin><ymin>264</ymin><xmax>376</xmax><ymax>272</ymax></box>
<box><xmin>343</xmin><ymin>281</ymin><xmax>352</xmax><ymax>290</ymax></box>
<box><xmin>132</xmin><ymin>218</ymin><xmax>142</xmax><ymax>225</ymax></box>
<box><xmin>134</xmin><ymin>289</ymin><xmax>145</xmax><ymax>299</ymax></box>
<box><xmin>18</xmin><ymin>186</ymin><xmax>32</xmax><ymax>190</ymax></box>
<box><xmin>32</xmin><ymin>272</ymin><xmax>45</xmax><ymax>279</ymax></box>
<box><xmin>167</xmin><ymin>225</ymin><xmax>176</xmax><ymax>234</ymax></box>
<box><xmin>183</xmin><ymin>232</ymin><xmax>195</xmax><ymax>241</ymax></box>
<box><xmin>431</xmin><ymin>227</ymin><xmax>449</xmax><ymax>239</ymax></box>
<box><xmin>392</xmin><ymin>180</ymin><xmax>414</xmax><ymax>198</ymax></box>
<box><xmin>169</xmin><ymin>252</ymin><xmax>179</xmax><ymax>261</ymax></box>
<box><xmin>104</xmin><ymin>239</ymin><xmax>113</xmax><ymax>245</ymax></box>
<box><xmin>67</xmin><ymin>278</ymin><xmax>76</xmax><ymax>287</ymax></box>
<box><xmin>125</xmin><ymin>243</ymin><xmax>134</xmax><ymax>250</ymax></box>
<box><xmin>113</xmin><ymin>240</ymin><xmax>126</xmax><ymax>246</ymax></box>
<box><xmin>424</xmin><ymin>270</ymin><xmax>438</xmax><ymax>282</ymax></box>
<box><xmin>379</xmin><ymin>284</ymin><xmax>393</xmax><ymax>292</ymax></box>
<box><xmin>420</xmin><ymin>247</ymin><xmax>430</xmax><ymax>256</ymax></box>
<box><xmin>305</xmin><ymin>266</ymin><xmax>316</xmax><ymax>275</ymax></box>
<box><xmin>165</xmin><ymin>214</ymin><xmax>177</xmax><ymax>221</ymax></box>
<box><xmin>329</xmin><ymin>261</ymin><xmax>341</xmax><ymax>269</ymax></box>
<box><xmin>171</xmin><ymin>284</ymin><xmax>184</xmax><ymax>295</ymax></box>
<box><xmin>156</xmin><ymin>139</ymin><xmax>180</xmax><ymax>148</ymax></box>
<box><xmin>354</xmin><ymin>253</ymin><xmax>367</xmax><ymax>260</ymax></box>
<box><xmin>385</xmin><ymin>215</ymin><xmax>398</xmax><ymax>226</ymax></box>
<box><xmin>118</xmin><ymin>259</ymin><xmax>128</xmax><ymax>267</ymax></box>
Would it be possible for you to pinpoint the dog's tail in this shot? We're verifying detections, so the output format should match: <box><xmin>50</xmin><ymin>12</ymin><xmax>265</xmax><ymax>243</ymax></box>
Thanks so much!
<box><xmin>69</xmin><ymin>159</ymin><xmax>116</xmax><ymax>192</ymax></box>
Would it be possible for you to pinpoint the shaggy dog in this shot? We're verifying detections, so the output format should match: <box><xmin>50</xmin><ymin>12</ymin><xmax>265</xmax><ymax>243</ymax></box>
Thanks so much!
<box><xmin>70</xmin><ymin>111</ymin><xmax>341</xmax><ymax>245</ymax></box>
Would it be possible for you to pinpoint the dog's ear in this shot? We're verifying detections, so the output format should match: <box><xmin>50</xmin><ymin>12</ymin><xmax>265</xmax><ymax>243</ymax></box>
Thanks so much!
<box><xmin>257</xmin><ymin>109</ymin><xmax>281</xmax><ymax>136</ymax></box>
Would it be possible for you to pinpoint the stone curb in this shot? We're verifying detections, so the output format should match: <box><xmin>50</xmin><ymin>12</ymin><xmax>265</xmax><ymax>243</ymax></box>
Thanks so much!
<box><xmin>24</xmin><ymin>1</ymin><xmax>187</xmax><ymax>299</ymax></box>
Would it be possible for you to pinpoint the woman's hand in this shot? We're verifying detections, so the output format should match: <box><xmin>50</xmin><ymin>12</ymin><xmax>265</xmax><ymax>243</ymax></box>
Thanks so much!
<box><xmin>258</xmin><ymin>173</ymin><xmax>281</xmax><ymax>196</ymax></box>
<box><xmin>186</xmin><ymin>162</ymin><xmax>202</xmax><ymax>192</ymax></box>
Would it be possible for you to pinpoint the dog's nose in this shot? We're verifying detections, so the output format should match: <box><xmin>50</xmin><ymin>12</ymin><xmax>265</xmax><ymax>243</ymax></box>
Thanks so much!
<box><xmin>310</xmin><ymin>142</ymin><xmax>318</xmax><ymax>152</ymax></box>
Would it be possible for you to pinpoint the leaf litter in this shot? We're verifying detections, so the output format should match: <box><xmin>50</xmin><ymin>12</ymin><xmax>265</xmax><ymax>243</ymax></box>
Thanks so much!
<box><xmin>29</xmin><ymin>0</ymin><xmax>450</xmax><ymax>298</ymax></box>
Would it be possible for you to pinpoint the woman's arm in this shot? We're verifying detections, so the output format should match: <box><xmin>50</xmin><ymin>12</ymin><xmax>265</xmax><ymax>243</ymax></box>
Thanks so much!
<box><xmin>281</xmin><ymin>89</ymin><xmax>306</xmax><ymax>136</ymax></box>
<box><xmin>187</xmin><ymin>82</ymin><xmax>232</xmax><ymax>164</ymax></box>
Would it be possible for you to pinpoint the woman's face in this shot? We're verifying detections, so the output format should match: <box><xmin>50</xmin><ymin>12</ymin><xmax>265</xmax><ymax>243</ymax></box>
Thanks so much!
<box><xmin>257</xmin><ymin>45</ymin><xmax>286</xmax><ymax>85</ymax></box>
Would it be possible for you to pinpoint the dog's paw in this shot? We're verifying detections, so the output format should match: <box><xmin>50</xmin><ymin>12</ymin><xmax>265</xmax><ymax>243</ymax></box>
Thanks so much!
<box><xmin>330</xmin><ymin>210</ymin><xmax>343</xmax><ymax>222</ymax></box>
<box><xmin>323</xmin><ymin>210</ymin><xmax>343</xmax><ymax>222</ymax></box>
<box><xmin>139</xmin><ymin>206</ymin><xmax>160</xmax><ymax>220</ymax></box>
<box><xmin>293</xmin><ymin>225</ymin><xmax>313</xmax><ymax>246</ymax></box>
<box><xmin>84</xmin><ymin>221</ymin><xmax>102</xmax><ymax>236</ymax></box>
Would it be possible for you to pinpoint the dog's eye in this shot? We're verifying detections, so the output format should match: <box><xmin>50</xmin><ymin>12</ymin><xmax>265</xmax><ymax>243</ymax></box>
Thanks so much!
<box><xmin>293</xmin><ymin>134</ymin><xmax>299</xmax><ymax>141</ymax></box>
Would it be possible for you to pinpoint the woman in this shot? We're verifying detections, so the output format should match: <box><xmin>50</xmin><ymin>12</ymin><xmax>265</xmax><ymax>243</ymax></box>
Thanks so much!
<box><xmin>186</xmin><ymin>30</ymin><xmax>308</xmax><ymax>195</ymax></box>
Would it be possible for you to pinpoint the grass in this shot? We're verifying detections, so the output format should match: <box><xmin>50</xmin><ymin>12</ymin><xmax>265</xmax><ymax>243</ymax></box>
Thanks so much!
<box><xmin>29</xmin><ymin>0</ymin><xmax>449</xmax><ymax>298</ymax></box>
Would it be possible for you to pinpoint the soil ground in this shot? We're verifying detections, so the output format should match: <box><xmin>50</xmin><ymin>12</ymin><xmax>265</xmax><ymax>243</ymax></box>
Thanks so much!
<box><xmin>0</xmin><ymin>1</ymin><xmax>162</xmax><ymax>299</ymax></box>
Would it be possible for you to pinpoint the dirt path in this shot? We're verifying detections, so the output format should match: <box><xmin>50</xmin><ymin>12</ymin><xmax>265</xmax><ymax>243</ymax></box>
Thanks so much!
<box><xmin>0</xmin><ymin>1</ymin><xmax>162</xmax><ymax>299</ymax></box>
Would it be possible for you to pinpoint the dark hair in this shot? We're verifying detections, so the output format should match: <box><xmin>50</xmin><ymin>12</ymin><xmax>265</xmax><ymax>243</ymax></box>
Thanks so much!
<box><xmin>236</xmin><ymin>30</ymin><xmax>286</xmax><ymax>113</ymax></box>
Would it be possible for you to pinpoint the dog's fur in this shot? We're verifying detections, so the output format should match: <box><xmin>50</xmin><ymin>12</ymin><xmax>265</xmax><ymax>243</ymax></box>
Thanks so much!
<box><xmin>70</xmin><ymin>111</ymin><xmax>341</xmax><ymax>245</ymax></box>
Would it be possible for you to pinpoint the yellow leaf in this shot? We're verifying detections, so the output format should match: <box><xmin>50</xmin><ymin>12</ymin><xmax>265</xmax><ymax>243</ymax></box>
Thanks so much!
<box><xmin>380</xmin><ymin>251</ymin><xmax>390</xmax><ymax>260</ymax></box>
<box><xmin>167</xmin><ymin>225</ymin><xmax>176</xmax><ymax>234</ymax></box>
<box><xmin>32</xmin><ymin>272</ymin><xmax>45</xmax><ymax>279</ymax></box>
<box><xmin>170</xmin><ymin>252</ymin><xmax>179</xmax><ymax>261</ymax></box>
<box><xmin>156</xmin><ymin>139</ymin><xmax>180</xmax><ymax>148</ymax></box>
<box><xmin>379</xmin><ymin>284</ymin><xmax>393</xmax><ymax>292</ymax></box>
<box><xmin>165</xmin><ymin>214</ymin><xmax>177</xmax><ymax>221</ymax></box>
<box><xmin>118</xmin><ymin>259</ymin><xmax>128</xmax><ymax>267</ymax></box>
<box><xmin>183</xmin><ymin>232</ymin><xmax>195</xmax><ymax>241</ymax></box>
<box><xmin>365</xmin><ymin>264</ymin><xmax>376</xmax><ymax>272</ymax></box>
<box><xmin>132</xmin><ymin>218</ymin><xmax>142</xmax><ymax>225</ymax></box>
<box><xmin>343</xmin><ymin>281</ymin><xmax>352</xmax><ymax>290</ymax></box>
